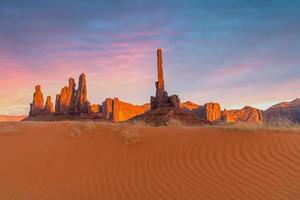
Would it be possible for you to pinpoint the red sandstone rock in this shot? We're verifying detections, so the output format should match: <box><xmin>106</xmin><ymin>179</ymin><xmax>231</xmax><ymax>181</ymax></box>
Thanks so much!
<box><xmin>222</xmin><ymin>109</ymin><xmax>236</xmax><ymax>123</ymax></box>
<box><xmin>226</xmin><ymin>106</ymin><xmax>263</xmax><ymax>124</ymax></box>
<box><xmin>75</xmin><ymin>73</ymin><xmax>90</xmax><ymax>114</ymax></box>
<box><xmin>44</xmin><ymin>96</ymin><xmax>54</xmax><ymax>113</ymax></box>
<box><xmin>55</xmin><ymin>94</ymin><xmax>61</xmax><ymax>113</ymax></box>
<box><xmin>150</xmin><ymin>49</ymin><xmax>180</xmax><ymax>110</ymax></box>
<box><xmin>203</xmin><ymin>103</ymin><xmax>221</xmax><ymax>122</ymax></box>
<box><xmin>67</xmin><ymin>78</ymin><xmax>76</xmax><ymax>113</ymax></box>
<box><xmin>102</xmin><ymin>98</ymin><xmax>114</xmax><ymax>120</ymax></box>
<box><xmin>113</xmin><ymin>99</ymin><xmax>150</xmax><ymax>122</ymax></box>
<box><xmin>90</xmin><ymin>104</ymin><xmax>101</xmax><ymax>113</ymax></box>
<box><xmin>59</xmin><ymin>86</ymin><xmax>69</xmax><ymax>114</ymax></box>
<box><xmin>263</xmin><ymin>98</ymin><xmax>300</xmax><ymax>124</ymax></box>
<box><xmin>113</xmin><ymin>98</ymin><xmax>120</xmax><ymax>122</ymax></box>
<box><xmin>55</xmin><ymin>78</ymin><xmax>76</xmax><ymax>114</ymax></box>
<box><xmin>101</xmin><ymin>98</ymin><xmax>150</xmax><ymax>122</ymax></box>
<box><xmin>29</xmin><ymin>85</ymin><xmax>44</xmax><ymax>116</ymax></box>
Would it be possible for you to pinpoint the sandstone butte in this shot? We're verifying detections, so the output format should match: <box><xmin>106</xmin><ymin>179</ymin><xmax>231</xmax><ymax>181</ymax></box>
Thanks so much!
<box><xmin>28</xmin><ymin>48</ymin><xmax>300</xmax><ymax>125</ymax></box>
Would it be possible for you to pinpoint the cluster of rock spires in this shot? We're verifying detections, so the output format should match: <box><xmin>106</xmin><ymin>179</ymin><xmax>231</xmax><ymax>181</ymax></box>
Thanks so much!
<box><xmin>28</xmin><ymin>48</ymin><xmax>299</xmax><ymax>125</ymax></box>
<box><xmin>30</xmin><ymin>74</ymin><xmax>91</xmax><ymax>117</ymax></box>
<box><xmin>29</xmin><ymin>74</ymin><xmax>149</xmax><ymax>122</ymax></box>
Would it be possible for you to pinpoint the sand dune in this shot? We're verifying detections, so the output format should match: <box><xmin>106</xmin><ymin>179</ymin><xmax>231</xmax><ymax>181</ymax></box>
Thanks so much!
<box><xmin>0</xmin><ymin>122</ymin><xmax>300</xmax><ymax>200</ymax></box>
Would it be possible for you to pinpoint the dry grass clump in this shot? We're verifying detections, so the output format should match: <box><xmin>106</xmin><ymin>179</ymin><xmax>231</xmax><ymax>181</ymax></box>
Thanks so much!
<box><xmin>68</xmin><ymin>121</ymin><xmax>102</xmax><ymax>138</ymax></box>
<box><xmin>113</xmin><ymin>123</ymin><xmax>141</xmax><ymax>144</ymax></box>
<box><xmin>166</xmin><ymin>119</ymin><xmax>185</xmax><ymax>127</ymax></box>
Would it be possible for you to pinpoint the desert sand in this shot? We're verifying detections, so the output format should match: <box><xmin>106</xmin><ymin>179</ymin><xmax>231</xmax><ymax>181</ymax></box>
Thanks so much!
<box><xmin>0</xmin><ymin>122</ymin><xmax>299</xmax><ymax>200</ymax></box>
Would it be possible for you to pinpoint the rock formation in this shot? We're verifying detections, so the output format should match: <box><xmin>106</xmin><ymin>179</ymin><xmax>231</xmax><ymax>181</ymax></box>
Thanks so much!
<box><xmin>150</xmin><ymin>49</ymin><xmax>180</xmax><ymax>110</ymax></box>
<box><xmin>58</xmin><ymin>86</ymin><xmax>69</xmax><ymax>114</ymax></box>
<box><xmin>102</xmin><ymin>98</ymin><xmax>114</xmax><ymax>120</ymax></box>
<box><xmin>29</xmin><ymin>85</ymin><xmax>44</xmax><ymax>116</ymax></box>
<box><xmin>75</xmin><ymin>73</ymin><xmax>90</xmax><ymax>114</ymax></box>
<box><xmin>55</xmin><ymin>94</ymin><xmax>61</xmax><ymax>113</ymax></box>
<box><xmin>222</xmin><ymin>109</ymin><xmax>236</xmax><ymax>123</ymax></box>
<box><xmin>203</xmin><ymin>103</ymin><xmax>222</xmax><ymax>122</ymax></box>
<box><xmin>101</xmin><ymin>98</ymin><xmax>149</xmax><ymax>122</ymax></box>
<box><xmin>180</xmin><ymin>101</ymin><xmax>203</xmax><ymax>116</ymax></box>
<box><xmin>55</xmin><ymin>78</ymin><xmax>76</xmax><ymax>114</ymax></box>
<box><xmin>44</xmin><ymin>96</ymin><xmax>54</xmax><ymax>113</ymax></box>
<box><xmin>66</xmin><ymin>78</ymin><xmax>76</xmax><ymax>114</ymax></box>
<box><xmin>263</xmin><ymin>98</ymin><xmax>300</xmax><ymax>124</ymax></box>
<box><xmin>226</xmin><ymin>106</ymin><xmax>263</xmax><ymax>124</ymax></box>
<box><xmin>113</xmin><ymin>98</ymin><xmax>120</xmax><ymax>122</ymax></box>
<box><xmin>131</xmin><ymin>49</ymin><xmax>201</xmax><ymax>126</ymax></box>
<box><xmin>90</xmin><ymin>104</ymin><xmax>101</xmax><ymax>113</ymax></box>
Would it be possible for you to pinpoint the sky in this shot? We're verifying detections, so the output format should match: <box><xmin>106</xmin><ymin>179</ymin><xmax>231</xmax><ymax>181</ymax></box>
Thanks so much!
<box><xmin>0</xmin><ymin>0</ymin><xmax>300</xmax><ymax>115</ymax></box>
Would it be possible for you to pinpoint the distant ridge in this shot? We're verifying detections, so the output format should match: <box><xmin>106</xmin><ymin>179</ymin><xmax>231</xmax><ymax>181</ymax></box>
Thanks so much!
<box><xmin>0</xmin><ymin>115</ymin><xmax>26</xmax><ymax>122</ymax></box>
<box><xmin>263</xmin><ymin>98</ymin><xmax>300</xmax><ymax>124</ymax></box>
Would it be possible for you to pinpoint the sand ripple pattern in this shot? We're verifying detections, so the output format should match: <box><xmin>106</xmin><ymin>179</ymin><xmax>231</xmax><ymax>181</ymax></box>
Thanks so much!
<box><xmin>0</xmin><ymin>122</ymin><xmax>300</xmax><ymax>200</ymax></box>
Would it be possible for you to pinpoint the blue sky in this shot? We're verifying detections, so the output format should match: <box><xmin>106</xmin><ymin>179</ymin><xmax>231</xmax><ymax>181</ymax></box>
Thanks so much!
<box><xmin>0</xmin><ymin>0</ymin><xmax>300</xmax><ymax>114</ymax></box>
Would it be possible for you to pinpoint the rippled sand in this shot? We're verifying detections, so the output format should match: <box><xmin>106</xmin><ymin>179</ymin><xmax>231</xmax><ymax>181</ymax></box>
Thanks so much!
<box><xmin>0</xmin><ymin>121</ymin><xmax>299</xmax><ymax>200</ymax></box>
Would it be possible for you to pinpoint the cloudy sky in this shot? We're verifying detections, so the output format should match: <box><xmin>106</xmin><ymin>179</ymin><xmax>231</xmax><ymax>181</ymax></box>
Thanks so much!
<box><xmin>0</xmin><ymin>0</ymin><xmax>300</xmax><ymax>115</ymax></box>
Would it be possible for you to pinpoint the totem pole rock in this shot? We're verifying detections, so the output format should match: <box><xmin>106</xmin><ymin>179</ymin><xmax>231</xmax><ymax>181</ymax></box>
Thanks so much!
<box><xmin>150</xmin><ymin>49</ymin><xmax>180</xmax><ymax>110</ymax></box>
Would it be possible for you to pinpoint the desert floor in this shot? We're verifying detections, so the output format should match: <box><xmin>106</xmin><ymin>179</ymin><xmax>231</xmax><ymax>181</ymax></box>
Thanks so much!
<box><xmin>0</xmin><ymin>121</ymin><xmax>299</xmax><ymax>200</ymax></box>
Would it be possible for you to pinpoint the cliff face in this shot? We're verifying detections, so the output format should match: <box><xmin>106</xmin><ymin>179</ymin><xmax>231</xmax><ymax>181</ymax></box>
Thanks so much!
<box><xmin>225</xmin><ymin>106</ymin><xmax>263</xmax><ymax>124</ymax></box>
<box><xmin>263</xmin><ymin>98</ymin><xmax>300</xmax><ymax>124</ymax></box>
<box><xmin>114</xmin><ymin>100</ymin><xmax>150</xmax><ymax>122</ymax></box>
<box><xmin>102</xmin><ymin>98</ymin><xmax>149</xmax><ymax>122</ymax></box>
<box><xmin>203</xmin><ymin>103</ymin><xmax>222</xmax><ymax>122</ymax></box>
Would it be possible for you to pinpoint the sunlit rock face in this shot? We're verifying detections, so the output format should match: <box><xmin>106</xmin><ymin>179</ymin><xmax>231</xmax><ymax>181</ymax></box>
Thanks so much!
<box><xmin>150</xmin><ymin>49</ymin><xmax>180</xmax><ymax>110</ymax></box>
<box><xmin>102</xmin><ymin>98</ymin><xmax>149</xmax><ymax>122</ymax></box>
<box><xmin>55</xmin><ymin>78</ymin><xmax>76</xmax><ymax>115</ymax></box>
<box><xmin>113</xmin><ymin>99</ymin><xmax>150</xmax><ymax>122</ymax></box>
<box><xmin>102</xmin><ymin>98</ymin><xmax>114</xmax><ymax>120</ymax></box>
<box><xmin>29</xmin><ymin>85</ymin><xmax>44</xmax><ymax>116</ymax></box>
<box><xmin>225</xmin><ymin>106</ymin><xmax>263</xmax><ymax>124</ymax></box>
<box><xmin>263</xmin><ymin>98</ymin><xmax>300</xmax><ymax>124</ymax></box>
<box><xmin>90</xmin><ymin>104</ymin><xmax>101</xmax><ymax>113</ymax></box>
<box><xmin>180</xmin><ymin>101</ymin><xmax>203</xmax><ymax>116</ymax></box>
<box><xmin>203</xmin><ymin>102</ymin><xmax>222</xmax><ymax>122</ymax></box>
<box><xmin>75</xmin><ymin>73</ymin><xmax>91</xmax><ymax>114</ymax></box>
<box><xmin>44</xmin><ymin>96</ymin><xmax>54</xmax><ymax>114</ymax></box>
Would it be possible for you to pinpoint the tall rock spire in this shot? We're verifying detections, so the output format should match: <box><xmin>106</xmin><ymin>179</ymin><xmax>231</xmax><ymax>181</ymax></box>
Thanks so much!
<box><xmin>150</xmin><ymin>48</ymin><xmax>180</xmax><ymax>110</ymax></box>
<box><xmin>156</xmin><ymin>48</ymin><xmax>165</xmax><ymax>98</ymax></box>
<box><xmin>75</xmin><ymin>73</ymin><xmax>90</xmax><ymax>114</ymax></box>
